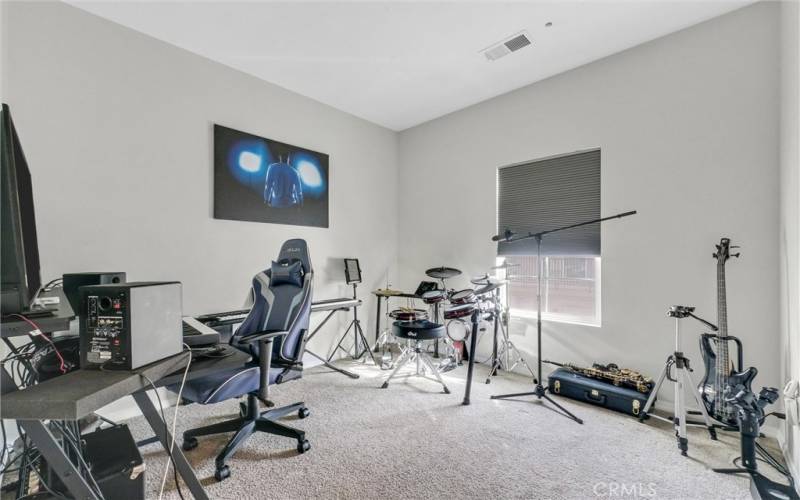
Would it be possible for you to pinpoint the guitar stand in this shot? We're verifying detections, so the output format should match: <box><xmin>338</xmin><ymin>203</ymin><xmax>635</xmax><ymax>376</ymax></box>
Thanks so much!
<box><xmin>640</xmin><ymin>308</ymin><xmax>717</xmax><ymax>456</ymax></box>
<box><xmin>712</xmin><ymin>406</ymin><xmax>799</xmax><ymax>500</ymax></box>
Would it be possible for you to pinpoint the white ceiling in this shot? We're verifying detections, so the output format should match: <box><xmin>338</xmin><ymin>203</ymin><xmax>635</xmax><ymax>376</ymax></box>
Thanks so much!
<box><xmin>68</xmin><ymin>1</ymin><xmax>753</xmax><ymax>131</ymax></box>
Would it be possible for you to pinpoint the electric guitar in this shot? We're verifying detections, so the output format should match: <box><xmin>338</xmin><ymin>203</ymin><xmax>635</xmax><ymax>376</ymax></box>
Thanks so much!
<box><xmin>698</xmin><ymin>238</ymin><xmax>758</xmax><ymax>427</ymax></box>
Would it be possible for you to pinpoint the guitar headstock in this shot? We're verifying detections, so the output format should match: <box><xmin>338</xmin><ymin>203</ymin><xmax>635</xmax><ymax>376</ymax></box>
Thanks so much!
<box><xmin>713</xmin><ymin>237</ymin><xmax>741</xmax><ymax>262</ymax></box>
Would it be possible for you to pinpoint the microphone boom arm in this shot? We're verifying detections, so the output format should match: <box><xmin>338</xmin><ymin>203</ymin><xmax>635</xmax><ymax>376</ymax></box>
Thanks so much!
<box><xmin>498</xmin><ymin>210</ymin><xmax>637</xmax><ymax>244</ymax></box>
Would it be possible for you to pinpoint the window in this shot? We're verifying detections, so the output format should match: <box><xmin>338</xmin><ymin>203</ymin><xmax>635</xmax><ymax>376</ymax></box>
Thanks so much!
<box><xmin>499</xmin><ymin>255</ymin><xmax>601</xmax><ymax>326</ymax></box>
<box><xmin>496</xmin><ymin>149</ymin><xmax>601</xmax><ymax>326</ymax></box>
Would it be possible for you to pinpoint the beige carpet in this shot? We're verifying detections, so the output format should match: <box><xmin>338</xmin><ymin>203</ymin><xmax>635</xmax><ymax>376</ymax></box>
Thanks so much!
<box><xmin>127</xmin><ymin>360</ymin><xmax>785</xmax><ymax>500</ymax></box>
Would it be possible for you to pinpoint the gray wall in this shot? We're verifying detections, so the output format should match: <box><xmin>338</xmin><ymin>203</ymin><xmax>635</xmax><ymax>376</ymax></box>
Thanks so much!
<box><xmin>1</xmin><ymin>1</ymin><xmax>791</xmax><ymax>441</ymax></box>
<box><xmin>1</xmin><ymin>1</ymin><xmax>399</xmax><ymax>365</ymax></box>
<box><xmin>398</xmin><ymin>3</ymin><xmax>781</xmax><ymax>410</ymax></box>
<box><xmin>779</xmin><ymin>0</ymin><xmax>800</xmax><ymax>482</ymax></box>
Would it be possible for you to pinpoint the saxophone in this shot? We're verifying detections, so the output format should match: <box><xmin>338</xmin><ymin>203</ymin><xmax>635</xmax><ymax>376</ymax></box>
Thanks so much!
<box><xmin>544</xmin><ymin>360</ymin><xmax>654</xmax><ymax>394</ymax></box>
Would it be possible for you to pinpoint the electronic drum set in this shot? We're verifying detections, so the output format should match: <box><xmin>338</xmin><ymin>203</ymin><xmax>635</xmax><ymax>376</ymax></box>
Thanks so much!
<box><xmin>375</xmin><ymin>263</ymin><xmax>534</xmax><ymax>393</ymax></box>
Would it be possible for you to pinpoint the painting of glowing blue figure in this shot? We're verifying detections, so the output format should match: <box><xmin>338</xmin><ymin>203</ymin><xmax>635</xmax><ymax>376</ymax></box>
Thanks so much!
<box><xmin>214</xmin><ymin>124</ymin><xmax>329</xmax><ymax>227</ymax></box>
<box><xmin>264</xmin><ymin>155</ymin><xmax>304</xmax><ymax>208</ymax></box>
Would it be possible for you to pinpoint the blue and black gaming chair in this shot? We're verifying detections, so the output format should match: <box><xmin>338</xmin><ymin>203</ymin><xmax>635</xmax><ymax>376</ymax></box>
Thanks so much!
<box><xmin>178</xmin><ymin>239</ymin><xmax>313</xmax><ymax>481</ymax></box>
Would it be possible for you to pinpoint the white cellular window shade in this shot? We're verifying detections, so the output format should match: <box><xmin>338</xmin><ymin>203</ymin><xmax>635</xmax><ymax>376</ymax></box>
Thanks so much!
<box><xmin>497</xmin><ymin>149</ymin><xmax>601</xmax><ymax>256</ymax></box>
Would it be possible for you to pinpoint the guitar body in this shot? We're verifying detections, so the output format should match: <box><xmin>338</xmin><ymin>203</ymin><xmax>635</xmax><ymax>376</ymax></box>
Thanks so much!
<box><xmin>698</xmin><ymin>334</ymin><xmax>758</xmax><ymax>426</ymax></box>
<box><xmin>697</xmin><ymin>237</ymin><xmax>759</xmax><ymax>426</ymax></box>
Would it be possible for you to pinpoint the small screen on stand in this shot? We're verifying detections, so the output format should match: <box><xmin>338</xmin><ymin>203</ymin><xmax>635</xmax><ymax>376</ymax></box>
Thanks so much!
<box><xmin>344</xmin><ymin>259</ymin><xmax>361</xmax><ymax>284</ymax></box>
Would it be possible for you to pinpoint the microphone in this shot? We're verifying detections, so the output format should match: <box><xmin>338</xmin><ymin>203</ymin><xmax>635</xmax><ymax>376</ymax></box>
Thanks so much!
<box><xmin>491</xmin><ymin>229</ymin><xmax>516</xmax><ymax>242</ymax></box>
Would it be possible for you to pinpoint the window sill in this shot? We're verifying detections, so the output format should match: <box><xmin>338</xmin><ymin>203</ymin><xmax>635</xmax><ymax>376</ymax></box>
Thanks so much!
<box><xmin>509</xmin><ymin>309</ymin><xmax>601</xmax><ymax>328</ymax></box>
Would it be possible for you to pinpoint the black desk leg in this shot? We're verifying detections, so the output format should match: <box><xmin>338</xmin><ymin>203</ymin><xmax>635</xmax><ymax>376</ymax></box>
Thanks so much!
<box><xmin>462</xmin><ymin>311</ymin><xmax>481</xmax><ymax>406</ymax></box>
<box><xmin>132</xmin><ymin>392</ymin><xmax>209</xmax><ymax>500</ymax></box>
<box><xmin>20</xmin><ymin>420</ymin><xmax>101</xmax><ymax>500</ymax></box>
<box><xmin>433</xmin><ymin>303</ymin><xmax>440</xmax><ymax>358</ymax></box>
<box><xmin>486</xmin><ymin>308</ymin><xmax>500</xmax><ymax>384</ymax></box>
<box><xmin>373</xmin><ymin>296</ymin><xmax>382</xmax><ymax>352</ymax></box>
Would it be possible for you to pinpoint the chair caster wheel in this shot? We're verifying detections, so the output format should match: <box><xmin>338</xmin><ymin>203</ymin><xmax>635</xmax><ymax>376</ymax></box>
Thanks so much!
<box><xmin>298</xmin><ymin>407</ymin><xmax>310</xmax><ymax>419</ymax></box>
<box><xmin>215</xmin><ymin>465</ymin><xmax>230</xmax><ymax>481</ymax></box>
<box><xmin>297</xmin><ymin>440</ymin><xmax>311</xmax><ymax>454</ymax></box>
<box><xmin>182</xmin><ymin>437</ymin><xmax>198</xmax><ymax>451</ymax></box>
<box><xmin>381</xmin><ymin>382</ymin><xmax>389</xmax><ymax>389</ymax></box>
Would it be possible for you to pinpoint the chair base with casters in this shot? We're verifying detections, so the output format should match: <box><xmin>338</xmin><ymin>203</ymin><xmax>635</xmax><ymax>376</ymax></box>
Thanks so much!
<box><xmin>180</xmin><ymin>326</ymin><xmax>311</xmax><ymax>481</ymax></box>
<box><xmin>182</xmin><ymin>392</ymin><xmax>310</xmax><ymax>481</ymax></box>
<box><xmin>380</xmin><ymin>320</ymin><xmax>450</xmax><ymax>394</ymax></box>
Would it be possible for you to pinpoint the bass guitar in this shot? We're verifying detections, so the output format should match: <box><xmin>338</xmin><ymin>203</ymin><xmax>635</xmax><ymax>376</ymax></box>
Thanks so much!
<box><xmin>698</xmin><ymin>237</ymin><xmax>758</xmax><ymax>427</ymax></box>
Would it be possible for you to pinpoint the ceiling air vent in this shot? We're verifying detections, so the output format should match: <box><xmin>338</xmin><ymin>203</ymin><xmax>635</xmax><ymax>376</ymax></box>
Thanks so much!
<box><xmin>482</xmin><ymin>31</ymin><xmax>532</xmax><ymax>61</ymax></box>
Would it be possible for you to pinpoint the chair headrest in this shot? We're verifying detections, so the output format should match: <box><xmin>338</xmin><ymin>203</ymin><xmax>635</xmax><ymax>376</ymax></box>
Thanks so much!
<box><xmin>277</xmin><ymin>239</ymin><xmax>312</xmax><ymax>274</ymax></box>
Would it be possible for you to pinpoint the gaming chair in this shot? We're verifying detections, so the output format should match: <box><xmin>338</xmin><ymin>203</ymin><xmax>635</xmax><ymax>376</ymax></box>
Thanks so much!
<box><xmin>177</xmin><ymin>239</ymin><xmax>313</xmax><ymax>481</ymax></box>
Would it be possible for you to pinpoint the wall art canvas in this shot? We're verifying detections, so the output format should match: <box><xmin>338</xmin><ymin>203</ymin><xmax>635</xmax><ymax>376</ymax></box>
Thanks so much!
<box><xmin>214</xmin><ymin>124</ymin><xmax>329</xmax><ymax>227</ymax></box>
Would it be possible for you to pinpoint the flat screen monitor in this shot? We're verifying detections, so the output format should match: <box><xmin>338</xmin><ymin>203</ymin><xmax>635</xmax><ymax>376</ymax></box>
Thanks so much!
<box><xmin>1</xmin><ymin>103</ymin><xmax>42</xmax><ymax>314</ymax></box>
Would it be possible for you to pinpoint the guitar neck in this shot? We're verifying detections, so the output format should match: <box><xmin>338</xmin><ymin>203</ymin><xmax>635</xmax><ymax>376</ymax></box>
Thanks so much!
<box><xmin>716</xmin><ymin>259</ymin><xmax>730</xmax><ymax>397</ymax></box>
<box><xmin>717</xmin><ymin>261</ymin><xmax>728</xmax><ymax>338</ymax></box>
<box><xmin>710</xmin><ymin>238</ymin><xmax>738</xmax><ymax>422</ymax></box>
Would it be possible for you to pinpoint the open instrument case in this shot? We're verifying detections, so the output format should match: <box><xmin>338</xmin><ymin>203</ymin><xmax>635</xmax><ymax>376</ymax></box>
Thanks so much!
<box><xmin>548</xmin><ymin>368</ymin><xmax>653</xmax><ymax>418</ymax></box>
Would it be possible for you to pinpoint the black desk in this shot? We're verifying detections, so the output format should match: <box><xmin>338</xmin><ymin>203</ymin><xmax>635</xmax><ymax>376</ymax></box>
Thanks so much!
<box><xmin>0</xmin><ymin>349</ymin><xmax>252</xmax><ymax>500</ymax></box>
<box><xmin>2</xmin><ymin>353</ymin><xmax>189</xmax><ymax>421</ymax></box>
<box><xmin>1</xmin><ymin>290</ymin><xmax>74</xmax><ymax>338</ymax></box>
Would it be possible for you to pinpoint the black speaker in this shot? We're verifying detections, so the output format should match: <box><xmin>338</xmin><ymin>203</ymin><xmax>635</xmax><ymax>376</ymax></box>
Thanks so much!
<box><xmin>80</xmin><ymin>281</ymin><xmax>182</xmax><ymax>370</ymax></box>
<box><xmin>43</xmin><ymin>424</ymin><xmax>145</xmax><ymax>500</ymax></box>
<box><xmin>62</xmin><ymin>272</ymin><xmax>126</xmax><ymax>315</ymax></box>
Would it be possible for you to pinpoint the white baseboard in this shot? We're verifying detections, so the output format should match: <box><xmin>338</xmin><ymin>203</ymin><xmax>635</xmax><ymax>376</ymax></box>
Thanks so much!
<box><xmin>776</xmin><ymin>425</ymin><xmax>800</xmax><ymax>497</ymax></box>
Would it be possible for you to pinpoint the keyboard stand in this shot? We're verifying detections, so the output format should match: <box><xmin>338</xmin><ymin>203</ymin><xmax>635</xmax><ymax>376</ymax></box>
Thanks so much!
<box><xmin>195</xmin><ymin>298</ymin><xmax>367</xmax><ymax>379</ymax></box>
<box><xmin>305</xmin><ymin>298</ymin><xmax>364</xmax><ymax>379</ymax></box>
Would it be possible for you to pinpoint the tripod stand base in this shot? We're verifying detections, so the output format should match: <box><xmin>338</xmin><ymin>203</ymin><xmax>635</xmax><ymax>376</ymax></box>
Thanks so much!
<box><xmin>713</xmin><ymin>471</ymin><xmax>800</xmax><ymax>500</ymax></box>
<box><xmin>485</xmin><ymin>341</ymin><xmax>535</xmax><ymax>384</ymax></box>
<box><xmin>304</xmin><ymin>350</ymin><xmax>360</xmax><ymax>379</ymax></box>
<box><xmin>713</xmin><ymin>467</ymin><xmax>751</xmax><ymax>475</ymax></box>
<box><xmin>491</xmin><ymin>384</ymin><xmax>583</xmax><ymax>425</ymax></box>
<box><xmin>677</xmin><ymin>435</ymin><xmax>688</xmax><ymax>456</ymax></box>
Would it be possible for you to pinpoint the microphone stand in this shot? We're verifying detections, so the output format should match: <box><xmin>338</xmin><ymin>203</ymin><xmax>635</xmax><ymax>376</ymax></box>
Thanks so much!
<box><xmin>488</xmin><ymin>210</ymin><xmax>637</xmax><ymax>424</ymax></box>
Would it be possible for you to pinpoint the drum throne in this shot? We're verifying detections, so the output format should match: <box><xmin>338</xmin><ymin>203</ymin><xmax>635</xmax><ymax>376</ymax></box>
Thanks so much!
<box><xmin>380</xmin><ymin>320</ymin><xmax>450</xmax><ymax>394</ymax></box>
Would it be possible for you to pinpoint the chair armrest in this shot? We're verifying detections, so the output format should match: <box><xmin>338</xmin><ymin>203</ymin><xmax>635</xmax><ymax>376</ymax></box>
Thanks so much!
<box><xmin>238</xmin><ymin>329</ymin><xmax>289</xmax><ymax>344</ymax></box>
<box><xmin>239</xmin><ymin>331</ymin><xmax>289</xmax><ymax>404</ymax></box>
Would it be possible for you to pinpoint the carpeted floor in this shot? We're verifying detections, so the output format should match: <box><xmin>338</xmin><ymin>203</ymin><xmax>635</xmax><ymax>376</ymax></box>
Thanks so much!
<box><xmin>128</xmin><ymin>360</ymin><xmax>781</xmax><ymax>500</ymax></box>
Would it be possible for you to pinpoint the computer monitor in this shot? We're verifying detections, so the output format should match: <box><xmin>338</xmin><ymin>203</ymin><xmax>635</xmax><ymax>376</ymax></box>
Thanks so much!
<box><xmin>1</xmin><ymin>103</ymin><xmax>42</xmax><ymax>314</ymax></box>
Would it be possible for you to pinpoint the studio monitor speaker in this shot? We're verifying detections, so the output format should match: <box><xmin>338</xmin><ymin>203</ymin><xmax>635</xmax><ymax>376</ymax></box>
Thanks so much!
<box><xmin>62</xmin><ymin>272</ymin><xmax>126</xmax><ymax>315</ymax></box>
